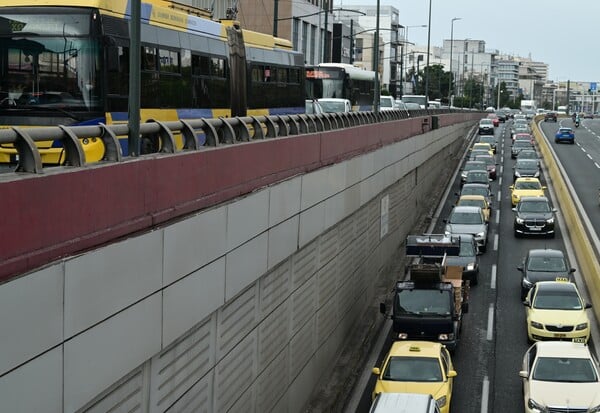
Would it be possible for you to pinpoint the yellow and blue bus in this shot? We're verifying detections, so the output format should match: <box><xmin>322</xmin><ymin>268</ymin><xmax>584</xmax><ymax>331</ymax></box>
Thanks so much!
<box><xmin>305</xmin><ymin>63</ymin><xmax>376</xmax><ymax>112</ymax></box>
<box><xmin>0</xmin><ymin>0</ymin><xmax>305</xmax><ymax>163</ymax></box>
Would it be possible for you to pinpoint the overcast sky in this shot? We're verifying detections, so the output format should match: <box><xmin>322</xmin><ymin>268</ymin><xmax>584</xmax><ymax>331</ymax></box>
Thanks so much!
<box><xmin>336</xmin><ymin>0</ymin><xmax>598</xmax><ymax>82</ymax></box>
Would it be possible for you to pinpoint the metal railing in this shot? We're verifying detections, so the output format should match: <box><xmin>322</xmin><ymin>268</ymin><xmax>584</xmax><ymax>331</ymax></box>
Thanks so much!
<box><xmin>0</xmin><ymin>108</ymin><xmax>457</xmax><ymax>174</ymax></box>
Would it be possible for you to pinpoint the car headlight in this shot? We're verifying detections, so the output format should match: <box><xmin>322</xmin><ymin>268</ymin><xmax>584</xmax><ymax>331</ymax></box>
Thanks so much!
<box><xmin>436</xmin><ymin>396</ymin><xmax>447</xmax><ymax>408</ymax></box>
<box><xmin>530</xmin><ymin>321</ymin><xmax>543</xmax><ymax>329</ymax></box>
<box><xmin>527</xmin><ymin>398</ymin><xmax>548</xmax><ymax>412</ymax></box>
<box><xmin>516</xmin><ymin>217</ymin><xmax>524</xmax><ymax>224</ymax></box>
<box><xmin>466</xmin><ymin>262</ymin><xmax>476</xmax><ymax>271</ymax></box>
<box><xmin>438</xmin><ymin>333</ymin><xmax>454</xmax><ymax>341</ymax></box>
<box><xmin>546</xmin><ymin>217</ymin><xmax>554</xmax><ymax>224</ymax></box>
<box><xmin>576</xmin><ymin>322</ymin><xmax>588</xmax><ymax>331</ymax></box>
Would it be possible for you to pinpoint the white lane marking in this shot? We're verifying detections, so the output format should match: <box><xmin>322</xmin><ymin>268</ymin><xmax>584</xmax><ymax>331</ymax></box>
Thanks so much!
<box><xmin>491</xmin><ymin>265</ymin><xmax>497</xmax><ymax>290</ymax></box>
<box><xmin>501</xmin><ymin>156</ymin><xmax>504</xmax><ymax>163</ymax></box>
<box><xmin>493</xmin><ymin>233</ymin><xmax>499</xmax><ymax>251</ymax></box>
<box><xmin>499</xmin><ymin>165</ymin><xmax>503</xmax><ymax>175</ymax></box>
<box><xmin>595</xmin><ymin>162</ymin><xmax>600</xmax><ymax>169</ymax></box>
<box><xmin>497</xmin><ymin>190</ymin><xmax>501</xmax><ymax>200</ymax></box>
<box><xmin>498</xmin><ymin>176</ymin><xmax>502</xmax><ymax>186</ymax></box>
<box><xmin>495</xmin><ymin>209</ymin><xmax>500</xmax><ymax>225</ymax></box>
<box><xmin>587</xmin><ymin>153</ymin><xmax>593</xmax><ymax>160</ymax></box>
<box><xmin>486</xmin><ymin>305</ymin><xmax>494</xmax><ymax>341</ymax></box>
<box><xmin>481</xmin><ymin>376</ymin><xmax>490</xmax><ymax>413</ymax></box>
<box><xmin>581</xmin><ymin>147</ymin><xmax>587</xmax><ymax>152</ymax></box>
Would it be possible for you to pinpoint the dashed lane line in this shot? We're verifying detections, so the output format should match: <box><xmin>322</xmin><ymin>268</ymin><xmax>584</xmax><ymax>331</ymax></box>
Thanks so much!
<box><xmin>486</xmin><ymin>305</ymin><xmax>494</xmax><ymax>341</ymax></box>
<box><xmin>481</xmin><ymin>377</ymin><xmax>490</xmax><ymax>413</ymax></box>
<box><xmin>493</xmin><ymin>233</ymin><xmax>499</xmax><ymax>251</ymax></box>
<box><xmin>491</xmin><ymin>264</ymin><xmax>497</xmax><ymax>290</ymax></box>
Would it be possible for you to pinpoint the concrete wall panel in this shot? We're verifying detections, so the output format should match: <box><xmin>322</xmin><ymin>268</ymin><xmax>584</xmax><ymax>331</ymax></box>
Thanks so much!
<box><xmin>257</xmin><ymin>349</ymin><xmax>289</xmax><ymax>413</ymax></box>
<box><xmin>226</xmin><ymin>189</ymin><xmax>269</xmax><ymax>251</ymax></box>
<box><xmin>64</xmin><ymin>231</ymin><xmax>163</xmax><ymax>338</ymax></box>
<box><xmin>268</xmin><ymin>176</ymin><xmax>302</xmax><ymax>227</ymax></box>
<box><xmin>259</xmin><ymin>260</ymin><xmax>292</xmax><ymax>318</ymax></box>
<box><xmin>82</xmin><ymin>367</ymin><xmax>144</xmax><ymax>413</ymax></box>
<box><xmin>163</xmin><ymin>206</ymin><xmax>227</xmax><ymax>285</ymax></box>
<box><xmin>291</xmin><ymin>242</ymin><xmax>318</xmax><ymax>290</ymax></box>
<box><xmin>267</xmin><ymin>215</ymin><xmax>299</xmax><ymax>270</ymax></box>
<box><xmin>257</xmin><ymin>300</ymin><xmax>290</xmax><ymax>371</ymax></box>
<box><xmin>0</xmin><ymin>263</ymin><xmax>63</xmax><ymax>376</ymax></box>
<box><xmin>0</xmin><ymin>347</ymin><xmax>63</xmax><ymax>413</ymax></box>
<box><xmin>164</xmin><ymin>369</ymin><xmax>214</xmax><ymax>413</ymax></box>
<box><xmin>224</xmin><ymin>233</ymin><xmax>267</xmax><ymax>301</ymax></box>
<box><xmin>217</xmin><ymin>284</ymin><xmax>259</xmax><ymax>359</ymax></box>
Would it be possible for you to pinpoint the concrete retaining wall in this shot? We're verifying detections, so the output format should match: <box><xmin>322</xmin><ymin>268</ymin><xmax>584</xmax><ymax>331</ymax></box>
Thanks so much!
<box><xmin>0</xmin><ymin>122</ymin><xmax>472</xmax><ymax>413</ymax></box>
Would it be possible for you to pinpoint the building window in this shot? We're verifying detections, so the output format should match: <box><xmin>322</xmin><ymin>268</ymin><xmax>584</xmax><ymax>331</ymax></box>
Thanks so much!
<box><xmin>292</xmin><ymin>18</ymin><xmax>300</xmax><ymax>51</ymax></box>
<box><xmin>310</xmin><ymin>25</ymin><xmax>317</xmax><ymax>64</ymax></box>
<box><xmin>302</xmin><ymin>22</ymin><xmax>309</xmax><ymax>60</ymax></box>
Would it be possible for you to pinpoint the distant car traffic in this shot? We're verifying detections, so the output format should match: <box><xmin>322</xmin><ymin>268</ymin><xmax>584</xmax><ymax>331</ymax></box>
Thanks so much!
<box><xmin>555</xmin><ymin>127</ymin><xmax>575</xmax><ymax>144</ymax></box>
<box><xmin>543</xmin><ymin>112</ymin><xmax>557</xmax><ymax>122</ymax></box>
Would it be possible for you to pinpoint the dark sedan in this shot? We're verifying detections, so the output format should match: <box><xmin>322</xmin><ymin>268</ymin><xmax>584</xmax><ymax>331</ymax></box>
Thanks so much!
<box><xmin>460</xmin><ymin>161</ymin><xmax>487</xmax><ymax>186</ymax></box>
<box><xmin>513</xmin><ymin>196</ymin><xmax>556</xmax><ymax>238</ymax></box>
<box><xmin>458</xmin><ymin>183</ymin><xmax>493</xmax><ymax>206</ymax></box>
<box><xmin>513</xmin><ymin>159</ymin><xmax>540</xmax><ymax>181</ymax></box>
<box><xmin>517</xmin><ymin>248</ymin><xmax>575</xmax><ymax>300</ymax></box>
<box><xmin>511</xmin><ymin>140</ymin><xmax>534</xmax><ymax>159</ymax></box>
<box><xmin>445</xmin><ymin>234</ymin><xmax>480</xmax><ymax>285</ymax></box>
<box><xmin>474</xmin><ymin>154</ymin><xmax>497</xmax><ymax>180</ymax></box>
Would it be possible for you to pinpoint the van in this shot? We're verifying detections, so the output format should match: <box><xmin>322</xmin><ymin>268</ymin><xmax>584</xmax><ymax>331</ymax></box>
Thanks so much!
<box><xmin>317</xmin><ymin>98</ymin><xmax>352</xmax><ymax>113</ymax></box>
<box><xmin>369</xmin><ymin>393</ymin><xmax>441</xmax><ymax>413</ymax></box>
<box><xmin>380</xmin><ymin>95</ymin><xmax>395</xmax><ymax>111</ymax></box>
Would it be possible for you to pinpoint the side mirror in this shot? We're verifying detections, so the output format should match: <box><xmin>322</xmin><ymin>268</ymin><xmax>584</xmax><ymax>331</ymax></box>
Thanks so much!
<box><xmin>523</xmin><ymin>300</ymin><xmax>530</xmax><ymax>307</ymax></box>
<box><xmin>569</xmin><ymin>268</ymin><xmax>576</xmax><ymax>274</ymax></box>
<box><xmin>447</xmin><ymin>370</ymin><xmax>458</xmax><ymax>378</ymax></box>
<box><xmin>585</xmin><ymin>303</ymin><xmax>593</xmax><ymax>309</ymax></box>
<box><xmin>379</xmin><ymin>302</ymin><xmax>387</xmax><ymax>315</ymax></box>
<box><xmin>552</xmin><ymin>208</ymin><xmax>557</xmax><ymax>213</ymax></box>
<box><xmin>372</xmin><ymin>367</ymin><xmax>381</xmax><ymax>376</ymax></box>
<box><xmin>517</xmin><ymin>265</ymin><xmax>524</xmax><ymax>271</ymax></box>
<box><xmin>542</xmin><ymin>186</ymin><xmax>547</xmax><ymax>190</ymax></box>
<box><xmin>519</xmin><ymin>371</ymin><xmax>528</xmax><ymax>379</ymax></box>
<box><xmin>509</xmin><ymin>185</ymin><xmax>514</xmax><ymax>190</ymax></box>
<box><xmin>512</xmin><ymin>207</ymin><xmax>517</xmax><ymax>212</ymax></box>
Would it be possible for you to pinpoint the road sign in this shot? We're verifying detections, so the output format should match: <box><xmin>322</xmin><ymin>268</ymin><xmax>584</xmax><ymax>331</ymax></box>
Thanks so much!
<box><xmin>591</xmin><ymin>82</ymin><xmax>597</xmax><ymax>92</ymax></box>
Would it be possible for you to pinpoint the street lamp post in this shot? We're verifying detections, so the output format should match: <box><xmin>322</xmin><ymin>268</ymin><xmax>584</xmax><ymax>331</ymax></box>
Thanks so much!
<box><xmin>373</xmin><ymin>0</ymin><xmax>381</xmax><ymax>113</ymax></box>
<box><xmin>401</xmin><ymin>25</ymin><xmax>426</xmax><ymax>97</ymax></box>
<box><xmin>448</xmin><ymin>17</ymin><xmax>461</xmax><ymax>105</ymax></box>
<box><xmin>424</xmin><ymin>0</ymin><xmax>432</xmax><ymax>107</ymax></box>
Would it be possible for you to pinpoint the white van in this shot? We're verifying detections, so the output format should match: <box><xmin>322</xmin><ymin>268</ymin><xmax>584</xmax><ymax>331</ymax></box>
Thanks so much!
<box><xmin>369</xmin><ymin>393</ymin><xmax>441</xmax><ymax>413</ymax></box>
<box><xmin>317</xmin><ymin>98</ymin><xmax>352</xmax><ymax>113</ymax></box>
<box><xmin>380</xmin><ymin>95</ymin><xmax>395</xmax><ymax>111</ymax></box>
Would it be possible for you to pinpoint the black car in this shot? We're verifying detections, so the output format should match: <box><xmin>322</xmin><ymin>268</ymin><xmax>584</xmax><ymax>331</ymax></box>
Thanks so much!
<box><xmin>445</xmin><ymin>234</ymin><xmax>480</xmax><ymax>285</ymax></box>
<box><xmin>511</xmin><ymin>140</ymin><xmax>534</xmax><ymax>159</ymax></box>
<box><xmin>544</xmin><ymin>112</ymin><xmax>557</xmax><ymax>122</ymax></box>
<box><xmin>464</xmin><ymin>170</ymin><xmax>490</xmax><ymax>187</ymax></box>
<box><xmin>513</xmin><ymin>159</ymin><xmax>540</xmax><ymax>181</ymax></box>
<box><xmin>517</xmin><ymin>248</ymin><xmax>576</xmax><ymax>300</ymax></box>
<box><xmin>460</xmin><ymin>161</ymin><xmax>487</xmax><ymax>186</ymax></box>
<box><xmin>516</xmin><ymin>149</ymin><xmax>539</xmax><ymax>163</ymax></box>
<box><xmin>513</xmin><ymin>196</ymin><xmax>556</xmax><ymax>238</ymax></box>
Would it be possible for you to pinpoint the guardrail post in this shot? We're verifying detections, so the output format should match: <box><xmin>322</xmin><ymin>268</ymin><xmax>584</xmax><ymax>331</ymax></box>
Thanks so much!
<box><xmin>200</xmin><ymin>119</ymin><xmax>218</xmax><ymax>146</ymax></box>
<box><xmin>57</xmin><ymin>125</ymin><xmax>85</xmax><ymax>166</ymax></box>
<box><xmin>98</xmin><ymin>123</ymin><xmax>123</xmax><ymax>162</ymax></box>
<box><xmin>250</xmin><ymin>116</ymin><xmax>265</xmax><ymax>139</ymax></box>
<box><xmin>12</xmin><ymin>127</ymin><xmax>43</xmax><ymax>173</ymax></box>
<box><xmin>218</xmin><ymin>117</ymin><xmax>236</xmax><ymax>144</ymax></box>
<box><xmin>263</xmin><ymin>117</ymin><xmax>277</xmax><ymax>138</ymax></box>
<box><xmin>233</xmin><ymin>117</ymin><xmax>250</xmax><ymax>141</ymax></box>
<box><xmin>276</xmin><ymin>116</ymin><xmax>289</xmax><ymax>137</ymax></box>
<box><xmin>153</xmin><ymin>120</ymin><xmax>176</xmax><ymax>153</ymax></box>
<box><xmin>179</xmin><ymin>120</ymin><xmax>199</xmax><ymax>150</ymax></box>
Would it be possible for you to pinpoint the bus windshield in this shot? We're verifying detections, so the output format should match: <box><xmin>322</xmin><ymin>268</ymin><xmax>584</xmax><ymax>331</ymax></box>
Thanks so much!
<box><xmin>0</xmin><ymin>11</ymin><xmax>102</xmax><ymax>115</ymax></box>
<box><xmin>305</xmin><ymin>67</ymin><xmax>344</xmax><ymax>100</ymax></box>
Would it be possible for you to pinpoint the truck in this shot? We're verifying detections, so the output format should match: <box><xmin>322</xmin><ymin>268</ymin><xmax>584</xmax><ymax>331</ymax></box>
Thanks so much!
<box><xmin>380</xmin><ymin>234</ymin><xmax>470</xmax><ymax>351</ymax></box>
<box><xmin>520</xmin><ymin>100</ymin><xmax>537</xmax><ymax>119</ymax></box>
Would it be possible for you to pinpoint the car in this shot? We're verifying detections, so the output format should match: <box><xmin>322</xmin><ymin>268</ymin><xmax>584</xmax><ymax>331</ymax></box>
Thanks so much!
<box><xmin>518</xmin><ymin>248</ymin><xmax>576</xmax><ymax>300</ymax></box>
<box><xmin>511</xmin><ymin>140</ymin><xmax>534</xmax><ymax>159</ymax></box>
<box><xmin>457</xmin><ymin>195</ymin><xmax>491</xmax><ymax>222</ymax></box>
<box><xmin>523</xmin><ymin>281</ymin><xmax>592</xmax><ymax>343</ymax></box>
<box><xmin>555</xmin><ymin>127</ymin><xmax>575</xmax><ymax>144</ymax></box>
<box><xmin>372</xmin><ymin>341</ymin><xmax>457</xmax><ymax>413</ymax></box>
<box><xmin>305</xmin><ymin>99</ymin><xmax>324</xmax><ymax>114</ymax></box>
<box><xmin>511</xmin><ymin>124</ymin><xmax>531</xmax><ymax>139</ymax></box>
<box><xmin>468</xmin><ymin>149</ymin><xmax>492</xmax><ymax>161</ymax></box>
<box><xmin>513</xmin><ymin>133</ymin><xmax>534</xmax><ymax>145</ymax></box>
<box><xmin>510</xmin><ymin>177</ymin><xmax>546</xmax><ymax>206</ymax></box>
<box><xmin>464</xmin><ymin>170</ymin><xmax>491</xmax><ymax>187</ymax></box>
<box><xmin>519</xmin><ymin>341</ymin><xmax>600</xmax><ymax>412</ymax></box>
<box><xmin>543</xmin><ymin>112</ymin><xmax>557</xmax><ymax>122</ymax></box>
<box><xmin>478</xmin><ymin>118</ymin><xmax>495</xmax><ymax>135</ymax></box>
<box><xmin>460</xmin><ymin>161</ymin><xmax>486</xmax><ymax>186</ymax></box>
<box><xmin>476</xmin><ymin>135</ymin><xmax>497</xmax><ymax>153</ymax></box>
<box><xmin>473</xmin><ymin>154</ymin><xmax>498</xmax><ymax>180</ymax></box>
<box><xmin>513</xmin><ymin>159</ymin><xmax>540</xmax><ymax>181</ymax></box>
<box><xmin>513</xmin><ymin>196</ymin><xmax>556</xmax><ymax>237</ymax></box>
<box><xmin>379</xmin><ymin>96</ymin><xmax>396</xmax><ymax>111</ymax></box>
<box><xmin>444</xmin><ymin>205</ymin><xmax>488</xmax><ymax>252</ymax></box>
<box><xmin>458</xmin><ymin>183</ymin><xmax>493</xmax><ymax>206</ymax></box>
<box><xmin>445</xmin><ymin>234</ymin><xmax>480</xmax><ymax>285</ymax></box>
<box><xmin>318</xmin><ymin>98</ymin><xmax>352</xmax><ymax>113</ymax></box>
<box><xmin>472</xmin><ymin>142</ymin><xmax>494</xmax><ymax>156</ymax></box>
<box><xmin>584</xmin><ymin>112</ymin><xmax>594</xmax><ymax>119</ymax></box>
<box><xmin>486</xmin><ymin>113</ymin><xmax>500</xmax><ymax>127</ymax></box>
<box><xmin>495</xmin><ymin>110</ymin><xmax>507</xmax><ymax>122</ymax></box>
<box><xmin>404</xmin><ymin>102</ymin><xmax>422</xmax><ymax>110</ymax></box>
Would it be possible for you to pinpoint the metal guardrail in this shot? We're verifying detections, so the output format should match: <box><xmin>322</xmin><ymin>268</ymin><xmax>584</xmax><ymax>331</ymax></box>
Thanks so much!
<box><xmin>0</xmin><ymin>108</ymin><xmax>459</xmax><ymax>174</ymax></box>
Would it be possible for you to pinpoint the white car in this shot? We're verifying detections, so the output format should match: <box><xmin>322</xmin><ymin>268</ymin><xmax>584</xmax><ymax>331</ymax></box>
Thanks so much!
<box><xmin>317</xmin><ymin>98</ymin><xmax>352</xmax><ymax>113</ymax></box>
<box><xmin>379</xmin><ymin>96</ymin><xmax>395</xmax><ymax>111</ymax></box>
<box><xmin>519</xmin><ymin>341</ymin><xmax>600</xmax><ymax>412</ymax></box>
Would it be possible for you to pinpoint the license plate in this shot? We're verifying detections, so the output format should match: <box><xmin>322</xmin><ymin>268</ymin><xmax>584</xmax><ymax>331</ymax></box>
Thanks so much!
<box><xmin>529</xmin><ymin>227</ymin><xmax>541</xmax><ymax>231</ymax></box>
<box><xmin>554</xmin><ymin>333</ymin><xmax>566</xmax><ymax>338</ymax></box>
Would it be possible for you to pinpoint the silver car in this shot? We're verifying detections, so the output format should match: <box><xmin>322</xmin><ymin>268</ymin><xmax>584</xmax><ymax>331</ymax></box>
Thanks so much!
<box><xmin>444</xmin><ymin>206</ymin><xmax>488</xmax><ymax>253</ymax></box>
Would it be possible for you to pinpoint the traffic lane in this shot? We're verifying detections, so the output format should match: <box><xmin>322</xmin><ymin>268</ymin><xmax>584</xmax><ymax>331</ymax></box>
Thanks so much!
<box><xmin>539</xmin><ymin>120</ymin><xmax>600</xmax><ymax>232</ymax></box>
<box><xmin>352</xmin><ymin>123</ymin><xmax>506</xmax><ymax>412</ymax></box>
<box><xmin>491</xmin><ymin>122</ymin><xmax>569</xmax><ymax>413</ymax></box>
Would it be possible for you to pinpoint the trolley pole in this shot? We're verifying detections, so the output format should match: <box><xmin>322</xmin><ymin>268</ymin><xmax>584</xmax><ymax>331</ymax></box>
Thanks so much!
<box><xmin>128</xmin><ymin>0</ymin><xmax>141</xmax><ymax>157</ymax></box>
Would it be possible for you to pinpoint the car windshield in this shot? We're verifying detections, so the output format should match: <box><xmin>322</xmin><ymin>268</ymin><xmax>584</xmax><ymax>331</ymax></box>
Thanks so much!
<box><xmin>480</xmin><ymin>119</ymin><xmax>493</xmax><ymax>125</ymax></box>
<box><xmin>383</xmin><ymin>356</ymin><xmax>443</xmax><ymax>382</ymax></box>
<box><xmin>396</xmin><ymin>289</ymin><xmax>452</xmax><ymax>316</ymax></box>
<box><xmin>475</xmin><ymin>156</ymin><xmax>494</xmax><ymax>166</ymax></box>
<box><xmin>527</xmin><ymin>256</ymin><xmax>567</xmax><ymax>272</ymax></box>
<box><xmin>559</xmin><ymin>128</ymin><xmax>572</xmax><ymax>133</ymax></box>
<box><xmin>515</xmin><ymin>181</ymin><xmax>541</xmax><ymax>190</ymax></box>
<box><xmin>533</xmin><ymin>357</ymin><xmax>597</xmax><ymax>382</ymax></box>
<box><xmin>513</xmin><ymin>142</ymin><xmax>531</xmax><ymax>148</ymax></box>
<box><xmin>518</xmin><ymin>201</ymin><xmax>550</xmax><ymax>213</ymax></box>
<box><xmin>461</xmin><ymin>187</ymin><xmax>487</xmax><ymax>197</ymax></box>
<box><xmin>464</xmin><ymin>162</ymin><xmax>485</xmax><ymax>171</ymax></box>
<box><xmin>459</xmin><ymin>240</ymin><xmax>476</xmax><ymax>256</ymax></box>
<box><xmin>516</xmin><ymin>160</ymin><xmax>538</xmax><ymax>169</ymax></box>
<box><xmin>450</xmin><ymin>211</ymin><xmax>483</xmax><ymax>224</ymax></box>
<box><xmin>518</xmin><ymin>151</ymin><xmax>537</xmax><ymax>160</ymax></box>
<box><xmin>466</xmin><ymin>172</ymin><xmax>488</xmax><ymax>182</ymax></box>
<box><xmin>532</xmin><ymin>288</ymin><xmax>582</xmax><ymax>310</ymax></box>
<box><xmin>459</xmin><ymin>199</ymin><xmax>485</xmax><ymax>209</ymax></box>
<box><xmin>479</xmin><ymin>137</ymin><xmax>495</xmax><ymax>144</ymax></box>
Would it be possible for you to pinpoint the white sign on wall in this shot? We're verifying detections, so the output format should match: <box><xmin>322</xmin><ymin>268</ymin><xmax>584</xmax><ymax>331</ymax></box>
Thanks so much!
<box><xmin>380</xmin><ymin>195</ymin><xmax>389</xmax><ymax>239</ymax></box>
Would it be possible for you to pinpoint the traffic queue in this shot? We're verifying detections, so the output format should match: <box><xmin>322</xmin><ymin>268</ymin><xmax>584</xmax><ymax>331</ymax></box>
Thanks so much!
<box><xmin>368</xmin><ymin>111</ymin><xmax>599</xmax><ymax>413</ymax></box>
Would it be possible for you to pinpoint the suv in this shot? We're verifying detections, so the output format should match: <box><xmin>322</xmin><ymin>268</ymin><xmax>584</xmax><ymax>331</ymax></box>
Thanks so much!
<box><xmin>544</xmin><ymin>112</ymin><xmax>557</xmax><ymax>122</ymax></box>
<box><xmin>478</xmin><ymin>118</ymin><xmax>494</xmax><ymax>135</ymax></box>
<box><xmin>513</xmin><ymin>196</ymin><xmax>556</xmax><ymax>238</ymax></box>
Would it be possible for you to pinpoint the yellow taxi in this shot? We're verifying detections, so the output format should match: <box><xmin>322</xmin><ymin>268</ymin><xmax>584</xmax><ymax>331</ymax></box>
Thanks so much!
<box><xmin>372</xmin><ymin>341</ymin><xmax>457</xmax><ymax>413</ymax></box>
<box><xmin>471</xmin><ymin>142</ymin><xmax>494</xmax><ymax>156</ymax></box>
<box><xmin>523</xmin><ymin>281</ymin><xmax>592</xmax><ymax>343</ymax></box>
<box><xmin>510</xmin><ymin>177</ymin><xmax>546</xmax><ymax>206</ymax></box>
<box><xmin>519</xmin><ymin>341</ymin><xmax>600</xmax><ymax>412</ymax></box>
<box><xmin>456</xmin><ymin>195</ymin><xmax>491</xmax><ymax>222</ymax></box>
